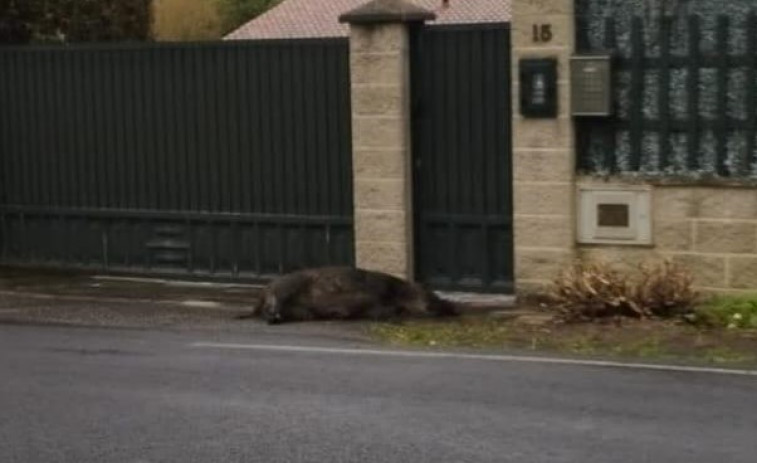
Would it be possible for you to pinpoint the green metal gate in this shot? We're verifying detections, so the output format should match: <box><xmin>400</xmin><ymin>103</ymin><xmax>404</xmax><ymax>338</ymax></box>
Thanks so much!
<box><xmin>0</xmin><ymin>39</ymin><xmax>354</xmax><ymax>281</ymax></box>
<box><xmin>411</xmin><ymin>24</ymin><xmax>514</xmax><ymax>294</ymax></box>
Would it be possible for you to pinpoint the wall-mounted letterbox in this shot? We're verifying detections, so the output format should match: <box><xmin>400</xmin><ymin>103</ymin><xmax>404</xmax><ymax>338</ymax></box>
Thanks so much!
<box><xmin>571</xmin><ymin>54</ymin><xmax>613</xmax><ymax>117</ymax></box>
<box><xmin>519</xmin><ymin>58</ymin><xmax>558</xmax><ymax>118</ymax></box>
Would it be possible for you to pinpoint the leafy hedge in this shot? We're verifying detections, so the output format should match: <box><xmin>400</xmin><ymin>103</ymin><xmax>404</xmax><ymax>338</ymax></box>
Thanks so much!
<box><xmin>0</xmin><ymin>0</ymin><xmax>151</xmax><ymax>43</ymax></box>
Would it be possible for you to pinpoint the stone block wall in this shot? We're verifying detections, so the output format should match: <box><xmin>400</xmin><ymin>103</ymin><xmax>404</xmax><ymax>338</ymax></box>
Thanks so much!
<box><xmin>511</xmin><ymin>0</ymin><xmax>577</xmax><ymax>292</ymax></box>
<box><xmin>577</xmin><ymin>179</ymin><xmax>757</xmax><ymax>293</ymax></box>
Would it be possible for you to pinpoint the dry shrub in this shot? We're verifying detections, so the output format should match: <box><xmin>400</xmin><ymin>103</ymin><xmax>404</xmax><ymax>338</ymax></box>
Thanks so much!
<box><xmin>548</xmin><ymin>259</ymin><xmax>698</xmax><ymax>322</ymax></box>
<box><xmin>635</xmin><ymin>260</ymin><xmax>698</xmax><ymax>317</ymax></box>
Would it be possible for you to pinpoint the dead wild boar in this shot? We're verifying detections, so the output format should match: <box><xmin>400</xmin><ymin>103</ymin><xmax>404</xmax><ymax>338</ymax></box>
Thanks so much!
<box><xmin>238</xmin><ymin>266</ymin><xmax>459</xmax><ymax>324</ymax></box>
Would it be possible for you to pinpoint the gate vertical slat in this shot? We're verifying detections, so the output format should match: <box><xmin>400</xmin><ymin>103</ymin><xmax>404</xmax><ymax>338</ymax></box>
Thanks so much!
<box><xmin>7</xmin><ymin>53</ymin><xmax>19</xmax><ymax>207</ymax></box>
<box><xmin>109</xmin><ymin>49</ymin><xmax>123</xmax><ymax>210</ymax></box>
<box><xmin>747</xmin><ymin>14</ymin><xmax>757</xmax><ymax>173</ymax></box>
<box><xmin>337</xmin><ymin>42</ymin><xmax>353</xmax><ymax>226</ymax></box>
<box><xmin>20</xmin><ymin>52</ymin><xmax>33</xmax><ymax>207</ymax></box>
<box><xmin>326</xmin><ymin>46</ymin><xmax>342</xmax><ymax>221</ymax></box>
<box><xmin>54</xmin><ymin>51</ymin><xmax>68</xmax><ymax>208</ymax></box>
<box><xmin>447</xmin><ymin>31</ymin><xmax>461</xmax><ymax>283</ymax></box>
<box><xmin>97</xmin><ymin>50</ymin><xmax>111</xmax><ymax>209</ymax></box>
<box><xmin>687</xmin><ymin>16</ymin><xmax>701</xmax><ymax>171</ymax></box>
<box><xmin>270</xmin><ymin>46</ymin><xmax>284</xmax><ymax>215</ymax></box>
<box><xmin>715</xmin><ymin>16</ymin><xmax>730</xmax><ymax>176</ymax></box>
<box><xmin>198</xmin><ymin>48</ymin><xmax>212</xmax><ymax>212</ymax></box>
<box><xmin>26</xmin><ymin>52</ymin><xmax>39</xmax><ymax>261</ymax></box>
<box><xmin>25</xmin><ymin>52</ymin><xmax>38</xmax><ymax>207</ymax></box>
<box><xmin>6</xmin><ymin>52</ymin><xmax>15</xmax><ymax>254</ymax></box>
<box><xmin>107</xmin><ymin>50</ymin><xmax>119</xmax><ymax>210</ymax></box>
<box><xmin>658</xmin><ymin>16</ymin><xmax>672</xmax><ymax>171</ymax></box>
<box><xmin>148</xmin><ymin>48</ymin><xmax>161</xmax><ymax>212</ymax></box>
<box><xmin>316</xmin><ymin>44</ymin><xmax>328</xmax><ymax>221</ymax></box>
<box><xmin>285</xmin><ymin>44</ymin><xmax>298</xmax><ymax>217</ymax></box>
<box><xmin>247</xmin><ymin>46</ymin><xmax>262</xmax><ymax>212</ymax></box>
<box><xmin>603</xmin><ymin>17</ymin><xmax>618</xmax><ymax>172</ymax></box>
<box><xmin>148</xmin><ymin>48</ymin><xmax>161</xmax><ymax>211</ymax></box>
<box><xmin>151</xmin><ymin>50</ymin><xmax>169</xmax><ymax>212</ymax></box>
<box><xmin>0</xmin><ymin>53</ymin><xmax>7</xmax><ymax>230</ymax></box>
<box><xmin>117</xmin><ymin>50</ymin><xmax>131</xmax><ymax>210</ymax></box>
<box><xmin>123</xmin><ymin>50</ymin><xmax>136</xmax><ymax>211</ymax></box>
<box><xmin>132</xmin><ymin>50</ymin><xmax>146</xmax><ymax>211</ymax></box>
<box><xmin>220</xmin><ymin>47</ymin><xmax>234</xmax><ymax>214</ymax></box>
<box><xmin>170</xmin><ymin>49</ymin><xmax>185</xmax><ymax>212</ymax></box>
<box><xmin>314</xmin><ymin>45</ymin><xmax>328</xmax><ymax>217</ymax></box>
<box><xmin>237</xmin><ymin>47</ymin><xmax>251</xmax><ymax>215</ymax></box>
<box><xmin>156</xmin><ymin>47</ymin><xmax>169</xmax><ymax>210</ymax></box>
<box><xmin>74</xmin><ymin>51</ymin><xmax>89</xmax><ymax>209</ymax></box>
<box><xmin>458</xmin><ymin>30</ymin><xmax>470</xmax><ymax>217</ymax></box>
<box><xmin>230</xmin><ymin>47</ymin><xmax>244</xmax><ymax>215</ymax></box>
<box><xmin>326</xmin><ymin>45</ymin><xmax>339</xmax><ymax>219</ymax></box>
<box><xmin>296</xmin><ymin>47</ymin><xmax>308</xmax><ymax>219</ymax></box>
<box><xmin>258</xmin><ymin>47</ymin><xmax>272</xmax><ymax>215</ymax></box>
<box><xmin>483</xmin><ymin>31</ymin><xmax>497</xmax><ymax>221</ymax></box>
<box><xmin>166</xmin><ymin>48</ymin><xmax>181</xmax><ymax>212</ymax></box>
<box><xmin>216</xmin><ymin>47</ymin><xmax>229</xmax><ymax>214</ymax></box>
<box><xmin>186</xmin><ymin>49</ymin><xmax>199</xmax><ymax>212</ymax></box>
<box><xmin>629</xmin><ymin>17</ymin><xmax>645</xmax><ymax>171</ymax></box>
<box><xmin>23</xmin><ymin>52</ymin><xmax>35</xmax><ymax>209</ymax></box>
<box><xmin>501</xmin><ymin>28</ymin><xmax>514</xmax><ymax>282</ymax></box>
<box><xmin>198</xmin><ymin>48</ymin><xmax>213</xmax><ymax>212</ymax></box>
<box><xmin>476</xmin><ymin>30</ymin><xmax>491</xmax><ymax>285</ymax></box>
<box><xmin>210</xmin><ymin>48</ymin><xmax>224</xmax><ymax>213</ymax></box>
<box><xmin>300</xmin><ymin>45</ymin><xmax>316</xmax><ymax>217</ymax></box>
<box><xmin>299</xmin><ymin>44</ymin><xmax>312</xmax><ymax>218</ymax></box>
<box><xmin>32</xmin><ymin>51</ymin><xmax>48</xmax><ymax>209</ymax></box>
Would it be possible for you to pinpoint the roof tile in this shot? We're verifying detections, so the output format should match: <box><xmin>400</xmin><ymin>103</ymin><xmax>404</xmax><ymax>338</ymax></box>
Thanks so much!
<box><xmin>226</xmin><ymin>0</ymin><xmax>511</xmax><ymax>40</ymax></box>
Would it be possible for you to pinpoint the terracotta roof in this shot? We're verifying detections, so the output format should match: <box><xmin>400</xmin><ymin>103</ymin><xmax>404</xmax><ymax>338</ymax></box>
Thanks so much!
<box><xmin>225</xmin><ymin>0</ymin><xmax>511</xmax><ymax>40</ymax></box>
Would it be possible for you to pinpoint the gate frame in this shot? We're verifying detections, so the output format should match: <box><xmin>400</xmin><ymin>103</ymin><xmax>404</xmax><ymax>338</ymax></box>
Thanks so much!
<box><xmin>409</xmin><ymin>22</ymin><xmax>515</xmax><ymax>294</ymax></box>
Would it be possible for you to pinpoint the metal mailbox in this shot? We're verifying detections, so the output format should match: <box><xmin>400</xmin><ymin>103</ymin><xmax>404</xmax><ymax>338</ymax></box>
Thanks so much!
<box><xmin>571</xmin><ymin>54</ymin><xmax>613</xmax><ymax>117</ymax></box>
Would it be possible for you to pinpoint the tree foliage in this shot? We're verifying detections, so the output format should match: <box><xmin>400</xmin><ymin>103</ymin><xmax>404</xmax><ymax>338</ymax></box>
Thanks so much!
<box><xmin>217</xmin><ymin>0</ymin><xmax>279</xmax><ymax>34</ymax></box>
<box><xmin>152</xmin><ymin>0</ymin><xmax>222</xmax><ymax>41</ymax></box>
<box><xmin>0</xmin><ymin>0</ymin><xmax>151</xmax><ymax>44</ymax></box>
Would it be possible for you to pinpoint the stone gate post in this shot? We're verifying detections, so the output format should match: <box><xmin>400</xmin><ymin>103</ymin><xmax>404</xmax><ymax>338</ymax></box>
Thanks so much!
<box><xmin>339</xmin><ymin>0</ymin><xmax>434</xmax><ymax>280</ymax></box>
<box><xmin>511</xmin><ymin>0</ymin><xmax>578</xmax><ymax>292</ymax></box>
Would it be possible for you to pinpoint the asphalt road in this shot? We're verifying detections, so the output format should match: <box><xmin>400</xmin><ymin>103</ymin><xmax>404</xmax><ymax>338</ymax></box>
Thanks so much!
<box><xmin>1</xmin><ymin>324</ymin><xmax>756</xmax><ymax>463</ymax></box>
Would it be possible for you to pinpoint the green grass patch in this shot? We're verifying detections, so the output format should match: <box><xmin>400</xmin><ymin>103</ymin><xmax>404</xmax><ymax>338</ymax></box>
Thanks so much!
<box><xmin>690</xmin><ymin>294</ymin><xmax>757</xmax><ymax>330</ymax></box>
<box><xmin>369</xmin><ymin>315</ymin><xmax>757</xmax><ymax>367</ymax></box>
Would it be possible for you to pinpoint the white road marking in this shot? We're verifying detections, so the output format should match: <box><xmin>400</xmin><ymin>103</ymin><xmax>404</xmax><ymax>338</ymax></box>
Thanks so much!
<box><xmin>181</xmin><ymin>300</ymin><xmax>222</xmax><ymax>309</ymax></box>
<box><xmin>191</xmin><ymin>342</ymin><xmax>757</xmax><ymax>377</ymax></box>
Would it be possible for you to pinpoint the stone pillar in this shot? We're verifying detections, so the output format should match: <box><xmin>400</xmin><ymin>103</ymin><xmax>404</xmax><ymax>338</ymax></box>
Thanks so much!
<box><xmin>511</xmin><ymin>0</ymin><xmax>577</xmax><ymax>292</ymax></box>
<box><xmin>339</xmin><ymin>0</ymin><xmax>434</xmax><ymax>280</ymax></box>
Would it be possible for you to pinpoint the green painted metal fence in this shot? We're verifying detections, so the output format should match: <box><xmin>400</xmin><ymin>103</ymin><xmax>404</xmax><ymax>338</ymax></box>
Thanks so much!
<box><xmin>0</xmin><ymin>39</ymin><xmax>354</xmax><ymax>280</ymax></box>
<box><xmin>577</xmin><ymin>13</ymin><xmax>757</xmax><ymax>178</ymax></box>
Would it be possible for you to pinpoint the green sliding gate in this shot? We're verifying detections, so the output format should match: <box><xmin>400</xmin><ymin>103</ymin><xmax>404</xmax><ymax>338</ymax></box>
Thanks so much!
<box><xmin>411</xmin><ymin>24</ymin><xmax>514</xmax><ymax>294</ymax></box>
<box><xmin>0</xmin><ymin>39</ymin><xmax>354</xmax><ymax>281</ymax></box>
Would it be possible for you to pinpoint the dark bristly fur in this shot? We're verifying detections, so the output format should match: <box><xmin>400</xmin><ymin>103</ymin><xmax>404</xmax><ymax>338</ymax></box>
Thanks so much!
<box><xmin>237</xmin><ymin>267</ymin><xmax>459</xmax><ymax>324</ymax></box>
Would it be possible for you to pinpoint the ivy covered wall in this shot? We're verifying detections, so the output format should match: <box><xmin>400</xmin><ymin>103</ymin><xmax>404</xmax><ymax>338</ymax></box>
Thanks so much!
<box><xmin>576</xmin><ymin>0</ymin><xmax>757</xmax><ymax>179</ymax></box>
